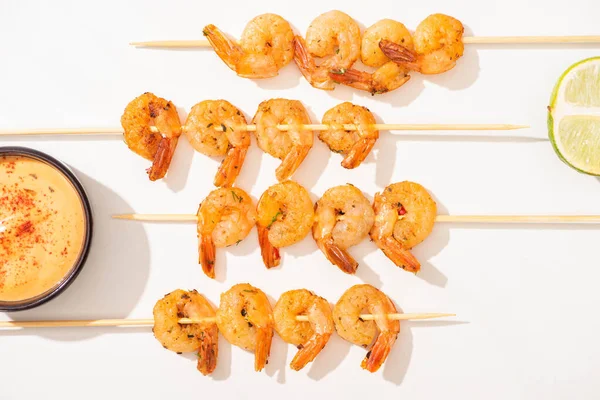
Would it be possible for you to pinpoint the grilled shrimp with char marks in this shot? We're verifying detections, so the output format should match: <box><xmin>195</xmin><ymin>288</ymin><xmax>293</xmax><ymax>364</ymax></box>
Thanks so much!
<box><xmin>370</xmin><ymin>181</ymin><xmax>437</xmax><ymax>273</ymax></box>
<box><xmin>293</xmin><ymin>10</ymin><xmax>361</xmax><ymax>90</ymax></box>
<box><xmin>184</xmin><ymin>100</ymin><xmax>249</xmax><ymax>187</ymax></box>
<box><xmin>216</xmin><ymin>283</ymin><xmax>274</xmax><ymax>371</ymax></box>
<box><xmin>252</xmin><ymin>98</ymin><xmax>314</xmax><ymax>181</ymax></box>
<box><xmin>274</xmin><ymin>289</ymin><xmax>334</xmax><ymax>370</ymax></box>
<box><xmin>313</xmin><ymin>184</ymin><xmax>374</xmax><ymax>274</ymax></box>
<box><xmin>333</xmin><ymin>284</ymin><xmax>400</xmax><ymax>373</ymax></box>
<box><xmin>121</xmin><ymin>92</ymin><xmax>182</xmax><ymax>181</ymax></box>
<box><xmin>203</xmin><ymin>14</ymin><xmax>295</xmax><ymax>79</ymax></box>
<box><xmin>256</xmin><ymin>181</ymin><xmax>314</xmax><ymax>268</ymax></box>
<box><xmin>197</xmin><ymin>187</ymin><xmax>257</xmax><ymax>278</ymax></box>
<box><xmin>153</xmin><ymin>289</ymin><xmax>218</xmax><ymax>375</ymax></box>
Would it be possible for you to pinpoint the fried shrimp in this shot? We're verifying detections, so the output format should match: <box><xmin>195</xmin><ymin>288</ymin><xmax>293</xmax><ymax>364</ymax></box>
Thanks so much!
<box><xmin>196</xmin><ymin>187</ymin><xmax>257</xmax><ymax>278</ymax></box>
<box><xmin>313</xmin><ymin>184</ymin><xmax>375</xmax><ymax>274</ymax></box>
<box><xmin>293</xmin><ymin>10</ymin><xmax>361</xmax><ymax>90</ymax></box>
<box><xmin>333</xmin><ymin>284</ymin><xmax>400</xmax><ymax>373</ymax></box>
<box><xmin>320</xmin><ymin>103</ymin><xmax>379</xmax><ymax>169</ymax></box>
<box><xmin>121</xmin><ymin>92</ymin><xmax>182</xmax><ymax>181</ymax></box>
<box><xmin>381</xmin><ymin>14</ymin><xmax>464</xmax><ymax>75</ymax></box>
<box><xmin>216</xmin><ymin>283</ymin><xmax>274</xmax><ymax>371</ymax></box>
<box><xmin>256</xmin><ymin>181</ymin><xmax>314</xmax><ymax>268</ymax></box>
<box><xmin>252</xmin><ymin>99</ymin><xmax>313</xmax><ymax>181</ymax></box>
<box><xmin>153</xmin><ymin>289</ymin><xmax>218</xmax><ymax>375</ymax></box>
<box><xmin>370</xmin><ymin>181</ymin><xmax>437</xmax><ymax>273</ymax></box>
<box><xmin>183</xmin><ymin>100</ymin><xmax>249</xmax><ymax>187</ymax></box>
<box><xmin>273</xmin><ymin>289</ymin><xmax>334</xmax><ymax>370</ymax></box>
<box><xmin>203</xmin><ymin>14</ymin><xmax>295</xmax><ymax>79</ymax></box>
<box><xmin>330</xmin><ymin>19</ymin><xmax>414</xmax><ymax>94</ymax></box>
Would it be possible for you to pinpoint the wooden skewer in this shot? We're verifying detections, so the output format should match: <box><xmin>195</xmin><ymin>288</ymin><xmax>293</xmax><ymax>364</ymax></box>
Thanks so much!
<box><xmin>113</xmin><ymin>214</ymin><xmax>600</xmax><ymax>224</ymax></box>
<box><xmin>0</xmin><ymin>123</ymin><xmax>528</xmax><ymax>136</ymax></box>
<box><xmin>0</xmin><ymin>313</ymin><xmax>454</xmax><ymax>329</ymax></box>
<box><xmin>130</xmin><ymin>35</ymin><xmax>600</xmax><ymax>48</ymax></box>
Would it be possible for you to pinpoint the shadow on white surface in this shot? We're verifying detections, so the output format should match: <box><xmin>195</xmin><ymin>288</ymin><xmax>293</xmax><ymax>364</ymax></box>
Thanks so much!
<box><xmin>413</xmin><ymin>197</ymin><xmax>450</xmax><ymax>288</ymax></box>
<box><xmin>292</xmin><ymin>105</ymin><xmax>332</xmax><ymax>190</ymax></box>
<box><xmin>5</xmin><ymin>169</ymin><xmax>151</xmax><ymax>340</ymax></box>
<box><xmin>382</xmin><ymin>305</ymin><xmax>413</xmax><ymax>385</ymax></box>
<box><xmin>235</xmin><ymin>139</ymin><xmax>263</xmax><ymax>192</ymax></box>
<box><xmin>166</xmin><ymin>137</ymin><xmax>195</xmax><ymax>193</ymax></box>
<box><xmin>266</xmin><ymin>336</ymin><xmax>289</xmax><ymax>383</ymax></box>
<box><xmin>352</xmin><ymin>242</ymin><xmax>383</xmax><ymax>288</ymax></box>
<box><xmin>211</xmin><ymin>335</ymin><xmax>233</xmax><ymax>380</ymax></box>
<box><xmin>280</xmin><ymin>236</ymin><xmax>319</xmax><ymax>268</ymax></box>
<box><xmin>218</xmin><ymin>229</ymin><xmax>259</xmax><ymax>282</ymax></box>
<box><xmin>307</xmin><ymin>334</ymin><xmax>351</xmax><ymax>380</ymax></box>
<box><xmin>264</xmin><ymin>292</ymin><xmax>289</xmax><ymax>383</ymax></box>
<box><xmin>176</xmin><ymin>336</ymin><xmax>233</xmax><ymax>381</ymax></box>
<box><xmin>254</xmin><ymin>62</ymin><xmax>302</xmax><ymax>91</ymax></box>
<box><xmin>382</xmin><ymin>319</ymin><xmax>470</xmax><ymax>385</ymax></box>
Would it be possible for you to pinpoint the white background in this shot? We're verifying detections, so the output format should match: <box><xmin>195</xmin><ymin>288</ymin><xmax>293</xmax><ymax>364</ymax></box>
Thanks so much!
<box><xmin>1</xmin><ymin>0</ymin><xmax>600</xmax><ymax>398</ymax></box>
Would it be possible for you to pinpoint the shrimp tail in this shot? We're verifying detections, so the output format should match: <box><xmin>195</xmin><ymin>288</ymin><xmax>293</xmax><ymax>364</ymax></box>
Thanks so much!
<box><xmin>328</xmin><ymin>68</ymin><xmax>373</xmax><ymax>92</ymax></box>
<box><xmin>293</xmin><ymin>36</ymin><xmax>335</xmax><ymax>91</ymax></box>
<box><xmin>214</xmin><ymin>146</ymin><xmax>247</xmax><ymax>187</ymax></box>
<box><xmin>379</xmin><ymin>236</ymin><xmax>421</xmax><ymax>273</ymax></box>
<box><xmin>203</xmin><ymin>24</ymin><xmax>244</xmax><ymax>71</ymax></box>
<box><xmin>290</xmin><ymin>333</ymin><xmax>331</xmax><ymax>371</ymax></box>
<box><xmin>148</xmin><ymin>136</ymin><xmax>178</xmax><ymax>181</ymax></box>
<box><xmin>319</xmin><ymin>236</ymin><xmax>358</xmax><ymax>274</ymax></box>
<box><xmin>276</xmin><ymin>145</ymin><xmax>311</xmax><ymax>181</ymax></box>
<box><xmin>293</xmin><ymin>36</ymin><xmax>316</xmax><ymax>82</ymax></box>
<box><xmin>196</xmin><ymin>331</ymin><xmax>218</xmax><ymax>375</ymax></box>
<box><xmin>254</xmin><ymin>327</ymin><xmax>273</xmax><ymax>372</ymax></box>
<box><xmin>341</xmin><ymin>138</ymin><xmax>377</xmax><ymax>169</ymax></box>
<box><xmin>361</xmin><ymin>331</ymin><xmax>398</xmax><ymax>373</ymax></box>
<box><xmin>236</xmin><ymin>54</ymin><xmax>279</xmax><ymax>79</ymax></box>
<box><xmin>379</xmin><ymin>40</ymin><xmax>420</xmax><ymax>71</ymax></box>
<box><xmin>199</xmin><ymin>234</ymin><xmax>216</xmax><ymax>279</ymax></box>
<box><xmin>257</xmin><ymin>225</ymin><xmax>281</xmax><ymax>269</ymax></box>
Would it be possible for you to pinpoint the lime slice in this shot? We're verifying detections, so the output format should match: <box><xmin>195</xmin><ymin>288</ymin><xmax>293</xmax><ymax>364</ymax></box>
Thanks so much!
<box><xmin>548</xmin><ymin>57</ymin><xmax>600</xmax><ymax>175</ymax></box>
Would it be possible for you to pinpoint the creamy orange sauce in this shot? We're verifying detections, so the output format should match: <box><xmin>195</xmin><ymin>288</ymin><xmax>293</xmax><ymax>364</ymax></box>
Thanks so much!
<box><xmin>0</xmin><ymin>155</ymin><xmax>86</xmax><ymax>301</ymax></box>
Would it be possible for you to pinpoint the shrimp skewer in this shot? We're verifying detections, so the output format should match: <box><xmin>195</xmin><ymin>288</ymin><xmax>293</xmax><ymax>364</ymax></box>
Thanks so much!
<box><xmin>203</xmin><ymin>14</ymin><xmax>295</xmax><ymax>79</ymax></box>
<box><xmin>381</xmin><ymin>14</ymin><xmax>465</xmax><ymax>75</ymax></box>
<box><xmin>313</xmin><ymin>184</ymin><xmax>375</xmax><ymax>274</ymax></box>
<box><xmin>252</xmin><ymin>99</ymin><xmax>314</xmax><ymax>181</ymax></box>
<box><xmin>153</xmin><ymin>289</ymin><xmax>218</xmax><ymax>375</ymax></box>
<box><xmin>293</xmin><ymin>10</ymin><xmax>361</xmax><ymax>90</ymax></box>
<box><xmin>216</xmin><ymin>283</ymin><xmax>274</xmax><ymax>371</ymax></box>
<box><xmin>330</xmin><ymin>19</ymin><xmax>415</xmax><ymax>95</ymax></box>
<box><xmin>333</xmin><ymin>284</ymin><xmax>400</xmax><ymax>372</ymax></box>
<box><xmin>183</xmin><ymin>100</ymin><xmax>249</xmax><ymax>187</ymax></box>
<box><xmin>256</xmin><ymin>181</ymin><xmax>314</xmax><ymax>268</ymax></box>
<box><xmin>370</xmin><ymin>181</ymin><xmax>437</xmax><ymax>273</ymax></box>
<box><xmin>273</xmin><ymin>289</ymin><xmax>334</xmax><ymax>370</ymax></box>
<box><xmin>120</xmin><ymin>92</ymin><xmax>182</xmax><ymax>181</ymax></box>
<box><xmin>196</xmin><ymin>188</ymin><xmax>257</xmax><ymax>278</ymax></box>
<box><xmin>320</xmin><ymin>102</ymin><xmax>379</xmax><ymax>169</ymax></box>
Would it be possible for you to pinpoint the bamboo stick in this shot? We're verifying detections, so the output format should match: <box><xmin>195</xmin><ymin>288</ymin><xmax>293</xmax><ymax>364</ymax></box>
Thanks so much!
<box><xmin>130</xmin><ymin>35</ymin><xmax>600</xmax><ymax>48</ymax></box>
<box><xmin>0</xmin><ymin>313</ymin><xmax>455</xmax><ymax>329</ymax></box>
<box><xmin>0</xmin><ymin>123</ymin><xmax>528</xmax><ymax>136</ymax></box>
<box><xmin>113</xmin><ymin>214</ymin><xmax>600</xmax><ymax>224</ymax></box>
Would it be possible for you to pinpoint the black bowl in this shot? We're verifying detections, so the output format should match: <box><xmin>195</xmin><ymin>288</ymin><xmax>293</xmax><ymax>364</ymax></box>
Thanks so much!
<box><xmin>0</xmin><ymin>147</ymin><xmax>93</xmax><ymax>311</ymax></box>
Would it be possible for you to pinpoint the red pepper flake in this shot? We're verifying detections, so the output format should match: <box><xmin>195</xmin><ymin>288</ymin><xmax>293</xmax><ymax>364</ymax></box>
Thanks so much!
<box><xmin>15</xmin><ymin>221</ymin><xmax>34</xmax><ymax>237</ymax></box>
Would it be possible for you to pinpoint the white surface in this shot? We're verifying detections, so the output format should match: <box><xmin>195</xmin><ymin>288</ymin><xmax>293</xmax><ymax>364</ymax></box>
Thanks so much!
<box><xmin>1</xmin><ymin>0</ymin><xmax>600</xmax><ymax>398</ymax></box>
